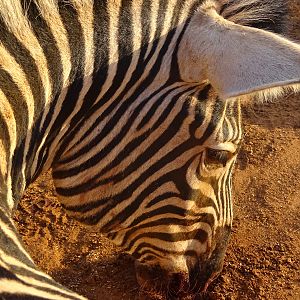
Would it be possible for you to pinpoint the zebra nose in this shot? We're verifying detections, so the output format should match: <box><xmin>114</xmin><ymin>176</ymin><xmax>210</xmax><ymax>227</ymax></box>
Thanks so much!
<box><xmin>169</xmin><ymin>262</ymin><xmax>223</xmax><ymax>296</ymax></box>
<box><xmin>135</xmin><ymin>261</ymin><xmax>169</xmax><ymax>293</ymax></box>
<box><xmin>134</xmin><ymin>260</ymin><xmax>221</xmax><ymax>297</ymax></box>
<box><xmin>135</xmin><ymin>261</ymin><xmax>190</xmax><ymax>297</ymax></box>
<box><xmin>188</xmin><ymin>257</ymin><xmax>224</xmax><ymax>293</ymax></box>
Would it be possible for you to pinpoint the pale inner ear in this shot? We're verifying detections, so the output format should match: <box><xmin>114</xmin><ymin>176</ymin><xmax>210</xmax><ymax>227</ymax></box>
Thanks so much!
<box><xmin>178</xmin><ymin>2</ymin><xmax>300</xmax><ymax>102</ymax></box>
<box><xmin>205</xmin><ymin>7</ymin><xmax>300</xmax><ymax>100</ymax></box>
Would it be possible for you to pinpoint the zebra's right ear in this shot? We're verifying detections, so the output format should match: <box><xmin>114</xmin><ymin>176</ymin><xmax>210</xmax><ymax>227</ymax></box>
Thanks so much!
<box><xmin>179</xmin><ymin>4</ymin><xmax>300</xmax><ymax>101</ymax></box>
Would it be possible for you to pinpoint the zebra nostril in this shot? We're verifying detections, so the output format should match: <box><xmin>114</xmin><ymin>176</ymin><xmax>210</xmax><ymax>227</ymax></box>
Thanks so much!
<box><xmin>197</xmin><ymin>256</ymin><xmax>225</xmax><ymax>292</ymax></box>
<box><xmin>134</xmin><ymin>245</ymin><xmax>228</xmax><ymax>296</ymax></box>
<box><xmin>134</xmin><ymin>259</ymin><xmax>224</xmax><ymax>298</ymax></box>
<box><xmin>168</xmin><ymin>272</ymin><xmax>190</xmax><ymax>296</ymax></box>
<box><xmin>184</xmin><ymin>250</ymin><xmax>225</xmax><ymax>294</ymax></box>
<box><xmin>134</xmin><ymin>261</ymin><xmax>167</xmax><ymax>291</ymax></box>
<box><xmin>201</xmin><ymin>269</ymin><xmax>222</xmax><ymax>293</ymax></box>
<box><xmin>135</xmin><ymin>262</ymin><xmax>192</xmax><ymax>297</ymax></box>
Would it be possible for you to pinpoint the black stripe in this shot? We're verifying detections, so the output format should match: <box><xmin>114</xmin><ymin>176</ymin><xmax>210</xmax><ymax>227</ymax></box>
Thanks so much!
<box><xmin>135</xmin><ymin>248</ymin><xmax>164</xmax><ymax>261</ymax></box>
<box><xmin>127</xmin><ymin>228</ymin><xmax>208</xmax><ymax>254</ymax></box>
<box><xmin>225</xmin><ymin>160</ymin><xmax>235</xmax><ymax>221</ymax></box>
<box><xmin>133</xmin><ymin>242</ymin><xmax>195</xmax><ymax>259</ymax></box>
<box><xmin>140</xmin><ymin>0</ymin><xmax>168</xmax><ymax>64</ymax></box>
<box><xmin>93</xmin><ymin>0</ymin><xmax>110</xmax><ymax>73</ymax></box>
<box><xmin>139</xmin><ymin>249</ymin><xmax>201</xmax><ymax>262</ymax></box>
<box><xmin>120</xmin><ymin>213</ymin><xmax>215</xmax><ymax>247</ymax></box>
<box><xmin>230</xmin><ymin>100</ymin><xmax>242</xmax><ymax>144</ymax></box>
<box><xmin>0</xmin><ymin>68</ymin><xmax>28</xmax><ymax>199</ymax></box>
<box><xmin>36</xmin><ymin>2</ymin><xmax>86</xmax><ymax>173</ymax></box>
<box><xmin>128</xmin><ymin>228</ymin><xmax>208</xmax><ymax>247</ymax></box>
<box><xmin>197</xmin><ymin>98</ymin><xmax>225</xmax><ymax>145</ymax></box>
<box><xmin>146</xmin><ymin>192</ymin><xmax>180</xmax><ymax>208</ymax></box>
<box><xmin>0</xmin><ymin>112</ymin><xmax>10</xmax><ymax>209</ymax></box>
<box><xmin>140</xmin><ymin>0</ymin><xmax>152</xmax><ymax>59</ymax></box>
<box><xmin>187</xmin><ymin>85</ymin><xmax>212</xmax><ymax>137</ymax></box>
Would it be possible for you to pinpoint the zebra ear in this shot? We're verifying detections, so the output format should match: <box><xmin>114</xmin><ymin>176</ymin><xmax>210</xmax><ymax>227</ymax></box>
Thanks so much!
<box><xmin>205</xmin><ymin>22</ymin><xmax>300</xmax><ymax>101</ymax></box>
<box><xmin>179</xmin><ymin>5</ymin><xmax>300</xmax><ymax>101</ymax></box>
<box><xmin>195</xmin><ymin>5</ymin><xmax>300</xmax><ymax>101</ymax></box>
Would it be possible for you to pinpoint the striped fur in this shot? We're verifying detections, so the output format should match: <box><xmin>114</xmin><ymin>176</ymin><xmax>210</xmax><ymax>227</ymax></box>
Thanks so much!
<box><xmin>0</xmin><ymin>0</ymin><xmax>299</xmax><ymax>298</ymax></box>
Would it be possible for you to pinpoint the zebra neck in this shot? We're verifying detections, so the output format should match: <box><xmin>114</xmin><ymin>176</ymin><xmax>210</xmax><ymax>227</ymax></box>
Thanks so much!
<box><xmin>0</xmin><ymin>0</ymin><xmax>205</xmax><ymax>208</ymax></box>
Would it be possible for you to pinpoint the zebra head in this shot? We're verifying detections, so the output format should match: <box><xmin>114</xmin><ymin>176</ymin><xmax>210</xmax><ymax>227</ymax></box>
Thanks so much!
<box><xmin>56</xmin><ymin>87</ymin><xmax>243</xmax><ymax>296</ymax></box>
<box><xmin>130</xmin><ymin>93</ymin><xmax>242</xmax><ymax>296</ymax></box>
<box><xmin>50</xmin><ymin>0</ymin><xmax>300</xmax><ymax>298</ymax></box>
<box><xmin>97</xmin><ymin>82</ymin><xmax>245</xmax><ymax>297</ymax></box>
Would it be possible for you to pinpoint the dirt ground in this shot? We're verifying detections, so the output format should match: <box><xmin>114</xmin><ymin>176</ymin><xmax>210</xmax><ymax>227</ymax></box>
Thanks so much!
<box><xmin>13</xmin><ymin>2</ymin><xmax>300</xmax><ymax>300</ymax></box>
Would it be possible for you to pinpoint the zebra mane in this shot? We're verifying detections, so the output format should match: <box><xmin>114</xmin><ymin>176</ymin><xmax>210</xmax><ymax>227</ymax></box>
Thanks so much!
<box><xmin>218</xmin><ymin>0</ymin><xmax>287</xmax><ymax>33</ymax></box>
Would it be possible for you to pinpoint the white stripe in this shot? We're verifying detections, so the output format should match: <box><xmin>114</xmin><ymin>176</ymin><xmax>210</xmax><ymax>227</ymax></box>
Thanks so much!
<box><xmin>130</xmin><ymin>222</ymin><xmax>212</xmax><ymax>253</ymax></box>
<box><xmin>0</xmin><ymin>211</ymin><xmax>33</xmax><ymax>262</ymax></box>
<box><xmin>0</xmin><ymin>89</ymin><xmax>17</xmax><ymax>210</ymax></box>
<box><xmin>0</xmin><ymin>259</ymin><xmax>83</xmax><ymax>299</ymax></box>
<box><xmin>0</xmin><ymin>249</ymin><xmax>51</xmax><ymax>280</ymax></box>
<box><xmin>30</xmin><ymin>0</ymin><xmax>72</xmax><ymax>175</ymax></box>
<box><xmin>0</xmin><ymin>279</ymin><xmax>85</xmax><ymax>300</ymax></box>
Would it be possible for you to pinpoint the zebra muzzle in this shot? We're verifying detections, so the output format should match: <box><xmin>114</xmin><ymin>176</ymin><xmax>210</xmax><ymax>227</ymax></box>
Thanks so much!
<box><xmin>134</xmin><ymin>258</ymin><xmax>222</xmax><ymax>298</ymax></box>
<box><xmin>134</xmin><ymin>227</ymin><xmax>231</xmax><ymax>297</ymax></box>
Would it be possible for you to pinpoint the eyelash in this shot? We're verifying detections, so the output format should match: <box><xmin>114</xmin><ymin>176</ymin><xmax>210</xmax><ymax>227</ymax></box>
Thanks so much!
<box><xmin>205</xmin><ymin>148</ymin><xmax>233</xmax><ymax>167</ymax></box>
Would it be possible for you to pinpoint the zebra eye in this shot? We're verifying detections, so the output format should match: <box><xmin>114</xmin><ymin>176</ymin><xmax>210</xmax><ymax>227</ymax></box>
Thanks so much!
<box><xmin>205</xmin><ymin>148</ymin><xmax>233</xmax><ymax>168</ymax></box>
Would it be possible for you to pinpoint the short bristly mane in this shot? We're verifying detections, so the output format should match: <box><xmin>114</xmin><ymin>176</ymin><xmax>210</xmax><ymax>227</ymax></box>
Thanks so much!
<box><xmin>220</xmin><ymin>0</ymin><xmax>287</xmax><ymax>33</ymax></box>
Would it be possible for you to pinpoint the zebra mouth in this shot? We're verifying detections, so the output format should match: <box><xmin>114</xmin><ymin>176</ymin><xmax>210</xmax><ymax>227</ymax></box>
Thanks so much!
<box><xmin>134</xmin><ymin>258</ymin><xmax>223</xmax><ymax>299</ymax></box>
<box><xmin>134</xmin><ymin>227</ymin><xmax>230</xmax><ymax>298</ymax></box>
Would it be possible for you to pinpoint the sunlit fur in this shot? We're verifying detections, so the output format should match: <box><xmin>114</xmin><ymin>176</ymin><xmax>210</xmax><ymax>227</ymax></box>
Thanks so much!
<box><xmin>0</xmin><ymin>0</ymin><xmax>300</xmax><ymax>299</ymax></box>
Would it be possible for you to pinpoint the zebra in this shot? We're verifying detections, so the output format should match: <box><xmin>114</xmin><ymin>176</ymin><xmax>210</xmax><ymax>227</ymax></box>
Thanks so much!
<box><xmin>1</xmin><ymin>0</ymin><xmax>300</xmax><ymax>299</ymax></box>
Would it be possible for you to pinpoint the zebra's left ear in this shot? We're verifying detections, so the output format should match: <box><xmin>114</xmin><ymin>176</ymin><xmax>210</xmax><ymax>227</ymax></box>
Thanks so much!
<box><xmin>204</xmin><ymin>21</ymin><xmax>300</xmax><ymax>101</ymax></box>
<box><xmin>179</xmin><ymin>5</ymin><xmax>300</xmax><ymax>101</ymax></box>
